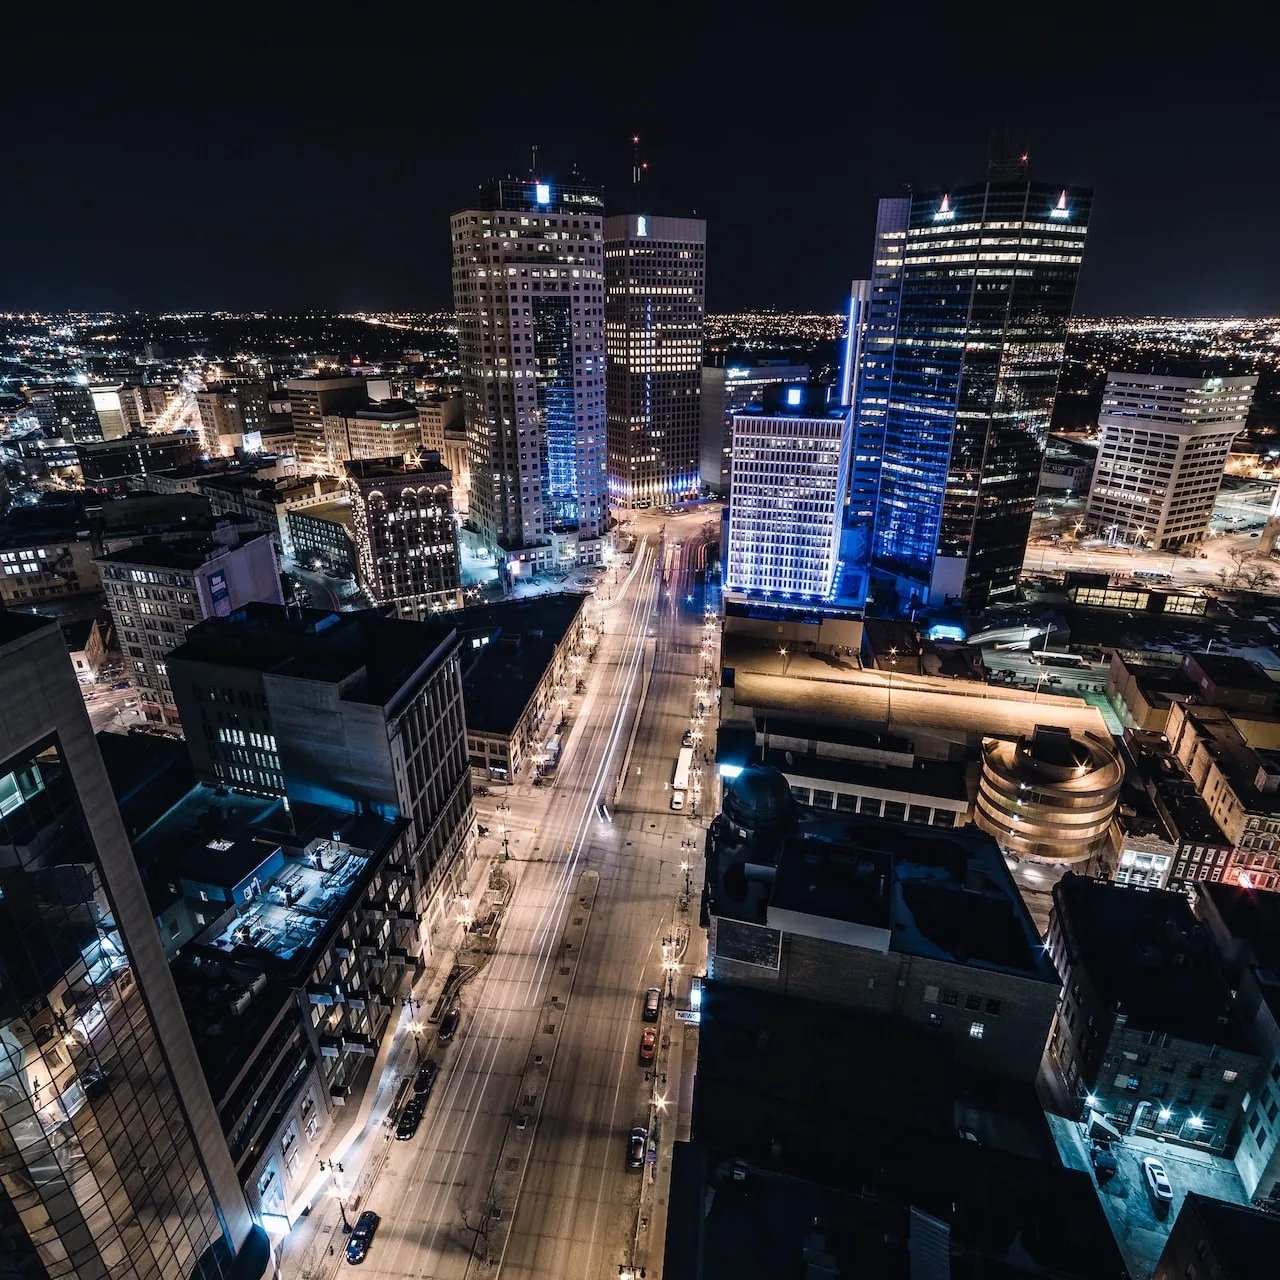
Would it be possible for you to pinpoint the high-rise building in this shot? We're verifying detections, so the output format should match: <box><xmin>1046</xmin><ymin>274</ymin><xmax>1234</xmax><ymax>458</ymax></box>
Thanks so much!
<box><xmin>96</xmin><ymin>526</ymin><xmax>283</xmax><ymax>726</ymax></box>
<box><xmin>0</xmin><ymin>611</ymin><xmax>263</xmax><ymax>1279</ymax></box>
<box><xmin>864</xmin><ymin>177</ymin><xmax>1091</xmax><ymax>610</ymax></box>
<box><xmin>77</xmin><ymin>432</ymin><xmax>203</xmax><ymax>493</ymax></box>
<box><xmin>699</xmin><ymin>361</ymin><xmax>811</xmax><ymax>495</ymax></box>
<box><xmin>167</xmin><ymin>603</ymin><xmax>475</xmax><ymax>931</ymax></box>
<box><xmin>846</xmin><ymin>198</ymin><xmax>910</xmax><ymax>543</ymax></box>
<box><xmin>345</xmin><ymin>454</ymin><xmax>462</xmax><ymax>617</ymax></box>
<box><xmin>30</xmin><ymin>382</ymin><xmax>104</xmax><ymax>443</ymax></box>
<box><xmin>194</xmin><ymin>381</ymin><xmax>270</xmax><ymax>457</ymax></box>
<box><xmin>285</xmin><ymin>375</ymin><xmax>368</xmax><ymax>472</ymax></box>
<box><xmin>451</xmin><ymin>177</ymin><xmax>608</xmax><ymax>573</ymax></box>
<box><xmin>88</xmin><ymin>385</ymin><xmax>130</xmax><ymax>441</ymax></box>
<box><xmin>321</xmin><ymin>399</ymin><xmax>423</xmax><ymax>466</ymax></box>
<box><xmin>1084</xmin><ymin>371</ymin><xmax>1257</xmax><ymax>549</ymax></box>
<box><xmin>604</xmin><ymin>212</ymin><xmax>706</xmax><ymax>508</ymax></box>
<box><xmin>724</xmin><ymin>384</ymin><xmax>852</xmax><ymax>600</ymax></box>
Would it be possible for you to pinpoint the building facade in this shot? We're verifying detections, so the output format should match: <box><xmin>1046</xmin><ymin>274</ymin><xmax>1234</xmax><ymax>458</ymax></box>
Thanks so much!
<box><xmin>77</xmin><ymin>432</ymin><xmax>203</xmax><ymax>493</ymax></box>
<box><xmin>699</xmin><ymin>361</ymin><xmax>810</xmax><ymax>496</ymax></box>
<box><xmin>96</xmin><ymin>527</ymin><xmax>283</xmax><ymax>726</ymax></box>
<box><xmin>286</xmin><ymin>501</ymin><xmax>357</xmax><ymax>578</ymax></box>
<box><xmin>285</xmin><ymin>375</ymin><xmax>368</xmax><ymax>472</ymax></box>
<box><xmin>604</xmin><ymin>212</ymin><xmax>706</xmax><ymax>508</ymax></box>
<box><xmin>867</xmin><ymin>178</ymin><xmax>1092</xmax><ymax>609</ymax></box>
<box><xmin>345</xmin><ymin>455</ymin><xmax>461</xmax><ymax>618</ymax></box>
<box><xmin>0</xmin><ymin>613</ymin><xmax>262</xmax><ymax>1278</ymax></box>
<box><xmin>0</xmin><ymin>531</ymin><xmax>99</xmax><ymax>606</ymax></box>
<box><xmin>30</xmin><ymin>382</ymin><xmax>103</xmax><ymax>443</ymax></box>
<box><xmin>166</xmin><ymin>604</ymin><xmax>476</xmax><ymax>940</ymax></box>
<box><xmin>195</xmin><ymin>382</ymin><xmax>271</xmax><ymax>458</ymax></box>
<box><xmin>1085</xmin><ymin>372</ymin><xmax>1257</xmax><ymax>549</ymax></box>
<box><xmin>1047</xmin><ymin>874</ymin><xmax>1257</xmax><ymax>1153</ymax></box>
<box><xmin>322</xmin><ymin>399</ymin><xmax>423</xmax><ymax>467</ymax></box>
<box><xmin>451</xmin><ymin>178</ymin><xmax>608</xmax><ymax>572</ymax></box>
<box><xmin>725</xmin><ymin>386</ymin><xmax>852</xmax><ymax>600</ymax></box>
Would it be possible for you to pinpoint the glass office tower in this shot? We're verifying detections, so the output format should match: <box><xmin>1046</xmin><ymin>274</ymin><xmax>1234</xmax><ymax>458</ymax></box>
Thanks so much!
<box><xmin>866</xmin><ymin>179</ymin><xmax>1091</xmax><ymax>610</ymax></box>
<box><xmin>0</xmin><ymin>613</ymin><xmax>259</xmax><ymax>1279</ymax></box>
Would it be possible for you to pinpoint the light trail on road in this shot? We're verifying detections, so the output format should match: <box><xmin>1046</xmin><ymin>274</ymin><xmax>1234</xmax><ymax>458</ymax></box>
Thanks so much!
<box><xmin>355</xmin><ymin>539</ymin><xmax>663</xmax><ymax>1280</ymax></box>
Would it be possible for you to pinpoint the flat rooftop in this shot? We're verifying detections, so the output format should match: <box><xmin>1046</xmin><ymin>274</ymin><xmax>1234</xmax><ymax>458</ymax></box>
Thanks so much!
<box><xmin>712</xmin><ymin>797</ymin><xmax>1054</xmax><ymax>982</ymax></box>
<box><xmin>679</xmin><ymin>982</ymin><xmax>1122</xmax><ymax>1280</ymax></box>
<box><xmin>290</xmin><ymin>500</ymin><xmax>353</xmax><ymax>530</ymax></box>
<box><xmin>726</xmin><ymin>659</ymin><xmax>1111</xmax><ymax>744</ymax></box>
<box><xmin>169</xmin><ymin>603</ymin><xmax>457</xmax><ymax>708</ymax></box>
<box><xmin>191</xmin><ymin>838</ymin><xmax>368</xmax><ymax>967</ymax></box>
<box><xmin>95</xmin><ymin>531</ymin><xmax>268</xmax><ymax>571</ymax></box>
<box><xmin>1054</xmin><ymin>875</ymin><xmax>1253</xmax><ymax>1050</ymax></box>
<box><xmin>756</xmin><ymin>745</ymin><xmax>969</xmax><ymax>802</ymax></box>
<box><xmin>1181</xmin><ymin>706</ymin><xmax>1280</xmax><ymax>815</ymax></box>
<box><xmin>0</xmin><ymin>612</ymin><xmax>58</xmax><ymax>648</ymax></box>
<box><xmin>458</xmin><ymin>594</ymin><xmax>586</xmax><ymax>736</ymax></box>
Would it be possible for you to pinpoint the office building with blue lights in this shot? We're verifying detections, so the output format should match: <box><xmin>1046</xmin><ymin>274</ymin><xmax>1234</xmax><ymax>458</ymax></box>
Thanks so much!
<box><xmin>724</xmin><ymin>384</ymin><xmax>852</xmax><ymax>602</ymax></box>
<box><xmin>701</xmin><ymin>360</ymin><xmax>811</xmax><ymax>496</ymax></box>
<box><xmin>451</xmin><ymin>178</ymin><xmax>608</xmax><ymax>574</ymax></box>
<box><xmin>604</xmin><ymin>212</ymin><xmax>706</xmax><ymax>508</ymax></box>
<box><xmin>858</xmin><ymin>177</ymin><xmax>1091</xmax><ymax>611</ymax></box>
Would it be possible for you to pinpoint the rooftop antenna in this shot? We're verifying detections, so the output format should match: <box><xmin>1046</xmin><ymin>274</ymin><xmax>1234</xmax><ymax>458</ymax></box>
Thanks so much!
<box><xmin>987</xmin><ymin>128</ymin><xmax>1029</xmax><ymax>180</ymax></box>
<box><xmin>531</xmin><ymin>143</ymin><xmax>539</xmax><ymax>177</ymax></box>
<box><xmin>631</xmin><ymin>133</ymin><xmax>648</xmax><ymax>198</ymax></box>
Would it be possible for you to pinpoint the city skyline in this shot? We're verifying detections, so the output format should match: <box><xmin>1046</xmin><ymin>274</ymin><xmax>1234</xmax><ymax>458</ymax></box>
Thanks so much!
<box><xmin>6</xmin><ymin>27</ymin><xmax>1280</xmax><ymax>319</ymax></box>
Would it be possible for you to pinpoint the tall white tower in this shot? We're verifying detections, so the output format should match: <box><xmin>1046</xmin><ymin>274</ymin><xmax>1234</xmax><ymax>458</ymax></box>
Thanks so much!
<box><xmin>1085</xmin><ymin>371</ymin><xmax>1257</xmax><ymax>548</ymax></box>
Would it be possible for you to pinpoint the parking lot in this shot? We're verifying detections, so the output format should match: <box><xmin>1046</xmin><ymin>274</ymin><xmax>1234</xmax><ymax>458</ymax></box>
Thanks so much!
<box><xmin>1047</xmin><ymin>1111</ymin><xmax>1250</xmax><ymax>1279</ymax></box>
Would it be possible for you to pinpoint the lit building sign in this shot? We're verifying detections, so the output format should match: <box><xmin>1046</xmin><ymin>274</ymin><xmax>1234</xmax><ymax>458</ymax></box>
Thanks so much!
<box><xmin>786</xmin><ymin>387</ymin><xmax>802</xmax><ymax>407</ymax></box>
<box><xmin>934</xmin><ymin>194</ymin><xmax>954</xmax><ymax>221</ymax></box>
<box><xmin>1050</xmin><ymin>190</ymin><xmax>1070</xmax><ymax>219</ymax></box>
<box><xmin>636</xmin><ymin>215</ymin><xmax>647</xmax><ymax>237</ymax></box>
<box><xmin>535</xmin><ymin>183</ymin><xmax>551</xmax><ymax>205</ymax></box>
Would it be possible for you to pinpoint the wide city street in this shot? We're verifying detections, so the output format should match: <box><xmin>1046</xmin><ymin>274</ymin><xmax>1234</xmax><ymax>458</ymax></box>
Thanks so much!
<box><xmin>306</xmin><ymin>504</ymin><xmax>718</xmax><ymax>1280</ymax></box>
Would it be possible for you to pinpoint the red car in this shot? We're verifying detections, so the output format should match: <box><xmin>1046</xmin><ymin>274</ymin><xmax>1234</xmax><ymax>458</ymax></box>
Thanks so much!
<box><xmin>639</xmin><ymin>1027</ymin><xmax>657</xmax><ymax>1064</ymax></box>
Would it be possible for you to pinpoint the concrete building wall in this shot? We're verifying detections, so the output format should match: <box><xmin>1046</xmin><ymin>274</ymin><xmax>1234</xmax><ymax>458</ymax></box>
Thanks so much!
<box><xmin>709</xmin><ymin>921</ymin><xmax>1058</xmax><ymax>1083</ymax></box>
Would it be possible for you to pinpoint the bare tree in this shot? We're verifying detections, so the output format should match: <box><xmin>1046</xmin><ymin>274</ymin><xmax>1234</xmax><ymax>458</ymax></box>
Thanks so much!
<box><xmin>458</xmin><ymin>1190</ymin><xmax>501</xmax><ymax>1263</ymax></box>
<box><xmin>1218</xmin><ymin>547</ymin><xmax>1265</xmax><ymax>590</ymax></box>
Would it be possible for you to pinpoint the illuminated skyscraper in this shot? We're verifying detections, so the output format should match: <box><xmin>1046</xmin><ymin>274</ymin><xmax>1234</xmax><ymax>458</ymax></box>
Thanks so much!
<box><xmin>1084</xmin><ymin>371</ymin><xmax>1256</xmax><ymax>549</ymax></box>
<box><xmin>604</xmin><ymin>213</ymin><xmax>706</xmax><ymax>508</ymax></box>
<box><xmin>725</xmin><ymin>384</ymin><xmax>852</xmax><ymax>600</ymax></box>
<box><xmin>0</xmin><ymin>612</ymin><xmax>262</xmax><ymax>1278</ymax></box>
<box><xmin>700</xmin><ymin>361</ymin><xmax>811</xmax><ymax>496</ymax></box>
<box><xmin>451</xmin><ymin>178</ymin><xmax>608</xmax><ymax>575</ymax></box>
<box><xmin>864</xmin><ymin>176</ymin><xmax>1092</xmax><ymax>610</ymax></box>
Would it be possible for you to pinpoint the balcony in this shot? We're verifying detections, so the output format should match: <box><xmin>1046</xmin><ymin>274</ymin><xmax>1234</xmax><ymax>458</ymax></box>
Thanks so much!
<box><xmin>319</xmin><ymin>1036</ymin><xmax>342</xmax><ymax>1058</ymax></box>
<box><xmin>307</xmin><ymin>983</ymin><xmax>336</xmax><ymax>1006</ymax></box>
<box><xmin>342</xmin><ymin>1034</ymin><xmax>376</xmax><ymax>1056</ymax></box>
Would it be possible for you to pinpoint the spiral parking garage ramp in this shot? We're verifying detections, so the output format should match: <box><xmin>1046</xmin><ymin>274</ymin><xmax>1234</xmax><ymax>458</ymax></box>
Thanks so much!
<box><xmin>974</xmin><ymin>725</ymin><xmax>1123</xmax><ymax>865</ymax></box>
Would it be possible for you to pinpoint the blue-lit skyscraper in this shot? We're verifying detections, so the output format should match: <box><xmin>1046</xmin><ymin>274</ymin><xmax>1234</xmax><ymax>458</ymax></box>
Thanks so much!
<box><xmin>451</xmin><ymin>178</ymin><xmax>609</xmax><ymax>575</ymax></box>
<box><xmin>857</xmin><ymin>177</ymin><xmax>1091</xmax><ymax>610</ymax></box>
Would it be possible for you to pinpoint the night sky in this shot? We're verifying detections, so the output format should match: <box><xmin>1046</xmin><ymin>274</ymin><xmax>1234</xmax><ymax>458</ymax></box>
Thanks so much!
<box><xmin>7</xmin><ymin>19</ymin><xmax>1279</xmax><ymax>317</ymax></box>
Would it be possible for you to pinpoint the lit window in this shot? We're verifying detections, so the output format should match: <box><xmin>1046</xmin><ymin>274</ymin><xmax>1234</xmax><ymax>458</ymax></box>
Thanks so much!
<box><xmin>969</xmin><ymin>1021</ymin><xmax>985</xmax><ymax>1040</ymax></box>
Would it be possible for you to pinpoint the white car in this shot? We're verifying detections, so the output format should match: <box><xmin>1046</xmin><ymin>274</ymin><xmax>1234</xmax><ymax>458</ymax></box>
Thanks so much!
<box><xmin>670</xmin><ymin>791</ymin><xmax>685</xmax><ymax>812</ymax></box>
<box><xmin>1142</xmin><ymin>1156</ymin><xmax>1173</xmax><ymax>1205</ymax></box>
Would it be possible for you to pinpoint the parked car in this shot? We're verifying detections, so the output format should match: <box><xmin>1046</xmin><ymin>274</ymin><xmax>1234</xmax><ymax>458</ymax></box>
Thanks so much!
<box><xmin>1089</xmin><ymin>1140</ymin><xmax>1118</xmax><ymax>1181</ymax></box>
<box><xmin>477</xmin><ymin>824</ymin><xmax>490</xmax><ymax>837</ymax></box>
<box><xmin>413</xmin><ymin>1060</ymin><xmax>439</xmax><ymax>1098</ymax></box>
<box><xmin>643</xmin><ymin>987</ymin><xmax>662</xmax><ymax>1022</ymax></box>
<box><xmin>1143</xmin><ymin>1156</ymin><xmax>1174</xmax><ymax>1211</ymax></box>
<box><xmin>682</xmin><ymin>730</ymin><xmax>694</xmax><ymax>748</ymax></box>
<box><xmin>80</xmin><ymin>1065</ymin><xmax>110</xmax><ymax>1099</ymax></box>
<box><xmin>439</xmin><ymin>1007</ymin><xmax>460</xmax><ymax>1043</ymax></box>
<box><xmin>639</xmin><ymin>1027</ymin><xmax>657</xmax><ymax>1064</ymax></box>
<box><xmin>346</xmin><ymin>1210</ymin><xmax>380</xmax><ymax>1263</ymax></box>
<box><xmin>670</xmin><ymin>791</ymin><xmax>684</xmax><ymax>812</ymax></box>
<box><xmin>111</xmin><ymin>681</ymin><xmax>130</xmax><ymax>690</ymax></box>
<box><xmin>627</xmin><ymin>1127</ymin><xmax>648</xmax><ymax>1170</ymax></box>
<box><xmin>396</xmin><ymin>1098</ymin><xmax>424</xmax><ymax>1141</ymax></box>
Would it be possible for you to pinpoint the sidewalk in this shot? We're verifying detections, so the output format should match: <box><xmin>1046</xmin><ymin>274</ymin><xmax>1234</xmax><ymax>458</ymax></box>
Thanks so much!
<box><xmin>275</xmin><ymin>848</ymin><xmax>497</xmax><ymax>1279</ymax></box>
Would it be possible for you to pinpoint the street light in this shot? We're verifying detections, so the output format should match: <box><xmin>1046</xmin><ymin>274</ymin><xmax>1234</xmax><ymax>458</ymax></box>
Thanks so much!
<box><xmin>886</xmin><ymin>647</ymin><xmax>899</xmax><ymax>723</ymax></box>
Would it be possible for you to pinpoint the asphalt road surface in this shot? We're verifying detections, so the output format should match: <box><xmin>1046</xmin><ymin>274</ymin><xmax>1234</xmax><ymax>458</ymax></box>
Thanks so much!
<box><xmin>346</xmin><ymin>526</ymin><xmax>710</xmax><ymax>1280</ymax></box>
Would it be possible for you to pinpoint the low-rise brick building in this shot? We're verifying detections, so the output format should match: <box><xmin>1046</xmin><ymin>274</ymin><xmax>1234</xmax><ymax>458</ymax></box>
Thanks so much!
<box><xmin>1048</xmin><ymin>874</ymin><xmax>1258</xmax><ymax>1154</ymax></box>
